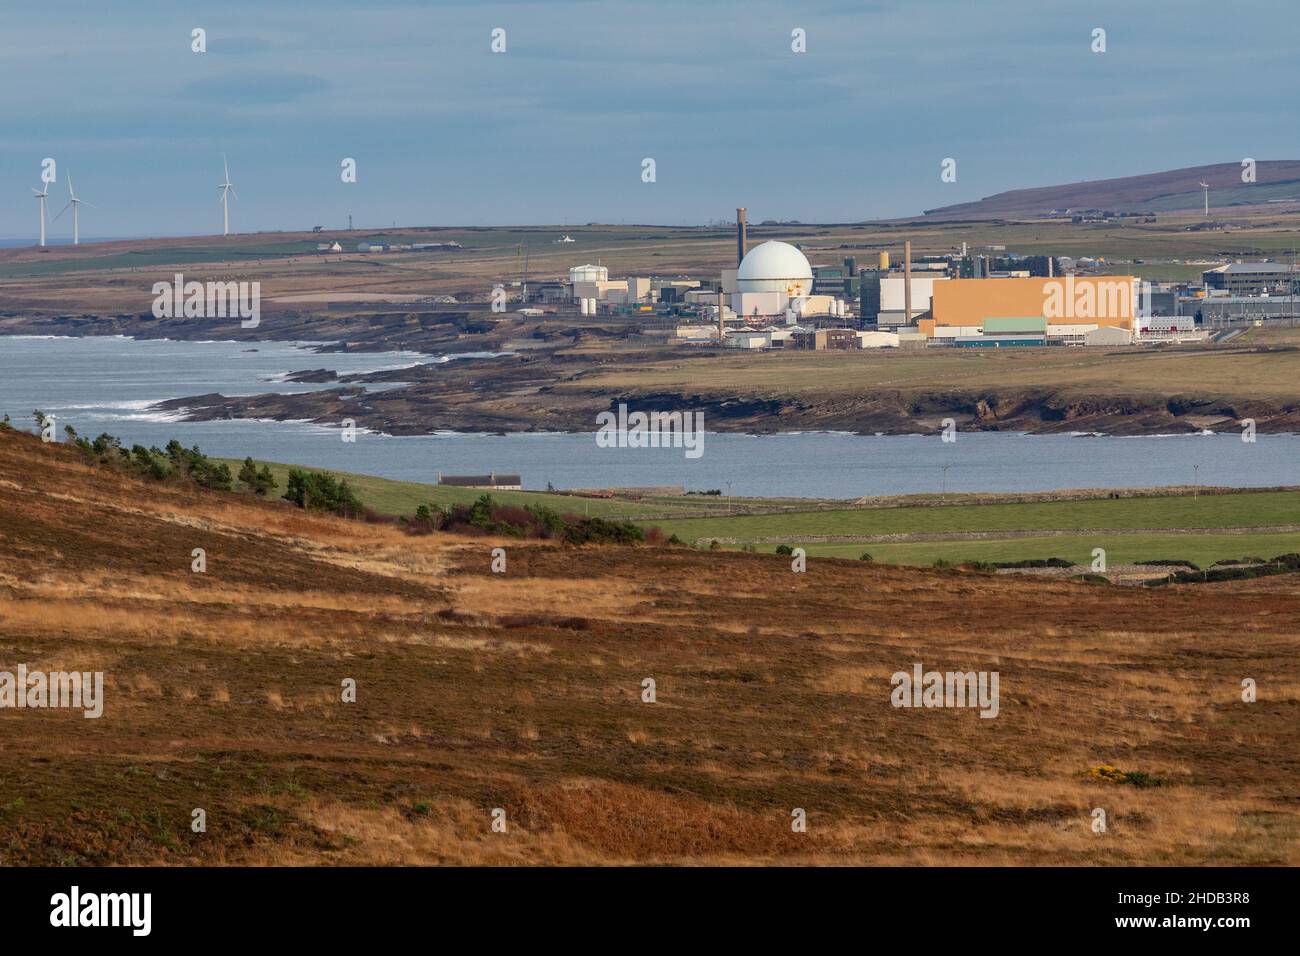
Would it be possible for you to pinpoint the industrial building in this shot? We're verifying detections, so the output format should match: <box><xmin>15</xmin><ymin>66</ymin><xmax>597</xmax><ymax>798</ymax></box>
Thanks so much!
<box><xmin>1202</xmin><ymin>262</ymin><xmax>1299</xmax><ymax>296</ymax></box>
<box><xmin>791</xmin><ymin>328</ymin><xmax>857</xmax><ymax>350</ymax></box>
<box><xmin>920</xmin><ymin>275</ymin><xmax>1138</xmax><ymax>345</ymax></box>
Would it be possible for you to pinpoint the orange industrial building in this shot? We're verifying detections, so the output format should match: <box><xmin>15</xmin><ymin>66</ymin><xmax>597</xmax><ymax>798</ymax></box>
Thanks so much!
<box><xmin>922</xmin><ymin>276</ymin><xmax>1138</xmax><ymax>341</ymax></box>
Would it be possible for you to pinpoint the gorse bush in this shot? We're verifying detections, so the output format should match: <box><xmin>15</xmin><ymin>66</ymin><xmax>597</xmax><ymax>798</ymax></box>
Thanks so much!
<box><xmin>1134</xmin><ymin>558</ymin><xmax>1199</xmax><ymax>570</ymax></box>
<box><xmin>1146</xmin><ymin>553</ymin><xmax>1300</xmax><ymax>586</ymax></box>
<box><xmin>283</xmin><ymin>468</ymin><xmax>363</xmax><ymax>518</ymax></box>
<box><xmin>401</xmin><ymin>493</ymin><xmax>652</xmax><ymax>546</ymax></box>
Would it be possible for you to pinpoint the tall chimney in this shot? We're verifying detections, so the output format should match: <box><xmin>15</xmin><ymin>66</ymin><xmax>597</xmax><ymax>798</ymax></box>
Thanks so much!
<box><xmin>718</xmin><ymin>287</ymin><xmax>726</xmax><ymax>344</ymax></box>
<box><xmin>903</xmin><ymin>240</ymin><xmax>913</xmax><ymax>325</ymax></box>
<box><xmin>736</xmin><ymin>207</ymin><xmax>747</xmax><ymax>266</ymax></box>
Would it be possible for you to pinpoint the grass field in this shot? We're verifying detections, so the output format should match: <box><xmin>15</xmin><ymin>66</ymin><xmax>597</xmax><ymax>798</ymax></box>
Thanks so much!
<box><xmin>216</xmin><ymin>458</ymin><xmax>1300</xmax><ymax>569</ymax></box>
<box><xmin>568</xmin><ymin>344</ymin><xmax>1300</xmax><ymax>400</ymax></box>
<box><xmin>6</xmin><ymin>210</ymin><xmax>1300</xmax><ymax>309</ymax></box>
<box><xmin>215</xmin><ymin>458</ymin><xmax>805</xmax><ymax>520</ymax></box>
<box><xmin>802</xmin><ymin>532</ymin><xmax>1300</xmax><ymax>569</ymax></box>
<box><xmin>648</xmin><ymin>490</ymin><xmax>1300</xmax><ymax>541</ymax></box>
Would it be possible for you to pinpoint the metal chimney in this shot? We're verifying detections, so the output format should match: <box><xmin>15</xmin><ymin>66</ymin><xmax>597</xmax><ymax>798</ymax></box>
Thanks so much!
<box><xmin>903</xmin><ymin>240</ymin><xmax>913</xmax><ymax>325</ymax></box>
<box><xmin>736</xmin><ymin>207</ymin><xmax>747</xmax><ymax>266</ymax></box>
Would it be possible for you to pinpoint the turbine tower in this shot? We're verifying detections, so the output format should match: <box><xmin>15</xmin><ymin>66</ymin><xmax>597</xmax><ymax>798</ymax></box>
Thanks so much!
<box><xmin>1199</xmin><ymin>181</ymin><xmax>1210</xmax><ymax>218</ymax></box>
<box><xmin>219</xmin><ymin>154</ymin><xmax>237</xmax><ymax>236</ymax></box>
<box><xmin>32</xmin><ymin>181</ymin><xmax>50</xmax><ymax>247</ymax></box>
<box><xmin>53</xmin><ymin>173</ymin><xmax>94</xmax><ymax>245</ymax></box>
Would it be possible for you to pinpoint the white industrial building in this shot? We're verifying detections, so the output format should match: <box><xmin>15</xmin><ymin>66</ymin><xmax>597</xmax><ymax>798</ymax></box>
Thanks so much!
<box><xmin>727</xmin><ymin>241</ymin><xmax>850</xmax><ymax>321</ymax></box>
<box><xmin>876</xmin><ymin>275</ymin><xmax>949</xmax><ymax>327</ymax></box>
<box><xmin>569</xmin><ymin>264</ymin><xmax>609</xmax><ymax>283</ymax></box>
<box><xmin>857</xmin><ymin>330</ymin><xmax>900</xmax><ymax>348</ymax></box>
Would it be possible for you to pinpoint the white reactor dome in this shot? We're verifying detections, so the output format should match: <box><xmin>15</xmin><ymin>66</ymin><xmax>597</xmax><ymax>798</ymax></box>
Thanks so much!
<box><xmin>736</xmin><ymin>241</ymin><xmax>813</xmax><ymax>296</ymax></box>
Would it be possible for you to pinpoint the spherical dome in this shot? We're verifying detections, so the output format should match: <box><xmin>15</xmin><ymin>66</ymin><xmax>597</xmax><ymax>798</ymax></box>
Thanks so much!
<box><xmin>737</xmin><ymin>241</ymin><xmax>813</xmax><ymax>296</ymax></box>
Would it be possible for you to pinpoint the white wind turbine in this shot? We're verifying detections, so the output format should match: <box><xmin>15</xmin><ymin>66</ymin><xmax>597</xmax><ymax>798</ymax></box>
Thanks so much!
<box><xmin>53</xmin><ymin>173</ymin><xmax>94</xmax><ymax>245</ymax></box>
<box><xmin>1199</xmin><ymin>181</ymin><xmax>1210</xmax><ymax>218</ymax></box>
<box><xmin>218</xmin><ymin>154</ymin><xmax>237</xmax><ymax>235</ymax></box>
<box><xmin>32</xmin><ymin>180</ymin><xmax>50</xmax><ymax>247</ymax></box>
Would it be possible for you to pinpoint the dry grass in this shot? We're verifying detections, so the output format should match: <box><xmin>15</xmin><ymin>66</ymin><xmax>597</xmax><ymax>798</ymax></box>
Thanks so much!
<box><xmin>0</xmin><ymin>429</ymin><xmax>1297</xmax><ymax>866</ymax></box>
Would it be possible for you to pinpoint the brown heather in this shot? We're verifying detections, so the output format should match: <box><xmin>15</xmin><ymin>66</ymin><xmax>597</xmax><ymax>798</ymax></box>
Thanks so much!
<box><xmin>0</xmin><ymin>429</ymin><xmax>1296</xmax><ymax>865</ymax></box>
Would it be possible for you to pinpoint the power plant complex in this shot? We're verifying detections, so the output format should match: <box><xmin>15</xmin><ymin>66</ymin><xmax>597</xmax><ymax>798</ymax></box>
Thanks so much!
<box><xmin>521</xmin><ymin>207</ymin><xmax>1293</xmax><ymax>351</ymax></box>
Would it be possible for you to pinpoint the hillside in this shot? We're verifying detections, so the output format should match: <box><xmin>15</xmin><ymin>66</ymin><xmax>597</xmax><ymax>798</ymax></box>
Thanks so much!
<box><xmin>924</xmin><ymin>161</ymin><xmax>1300</xmax><ymax>221</ymax></box>
<box><xmin>0</xmin><ymin>428</ymin><xmax>1297</xmax><ymax>865</ymax></box>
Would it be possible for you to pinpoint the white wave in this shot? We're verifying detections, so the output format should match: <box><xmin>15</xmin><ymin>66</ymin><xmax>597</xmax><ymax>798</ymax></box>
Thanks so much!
<box><xmin>54</xmin><ymin>399</ymin><xmax>170</xmax><ymax>411</ymax></box>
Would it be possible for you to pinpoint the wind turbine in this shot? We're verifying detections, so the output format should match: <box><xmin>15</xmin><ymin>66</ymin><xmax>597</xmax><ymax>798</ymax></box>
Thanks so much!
<box><xmin>1199</xmin><ymin>181</ymin><xmax>1210</xmax><ymax>218</ymax></box>
<box><xmin>31</xmin><ymin>181</ymin><xmax>50</xmax><ymax>247</ymax></box>
<box><xmin>218</xmin><ymin>154</ymin><xmax>237</xmax><ymax>236</ymax></box>
<box><xmin>53</xmin><ymin>173</ymin><xmax>94</xmax><ymax>245</ymax></box>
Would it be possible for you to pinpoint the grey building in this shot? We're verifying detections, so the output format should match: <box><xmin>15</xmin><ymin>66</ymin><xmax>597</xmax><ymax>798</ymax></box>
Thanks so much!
<box><xmin>1203</xmin><ymin>263</ymin><xmax>1299</xmax><ymax>296</ymax></box>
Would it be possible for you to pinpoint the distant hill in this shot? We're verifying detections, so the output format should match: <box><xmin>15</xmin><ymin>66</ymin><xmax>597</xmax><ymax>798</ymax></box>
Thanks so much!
<box><xmin>924</xmin><ymin>161</ymin><xmax>1300</xmax><ymax>220</ymax></box>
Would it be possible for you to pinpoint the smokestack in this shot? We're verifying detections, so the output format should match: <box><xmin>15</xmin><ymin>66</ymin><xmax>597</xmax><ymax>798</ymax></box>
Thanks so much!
<box><xmin>1048</xmin><ymin>256</ymin><xmax>1054</xmax><ymax>278</ymax></box>
<box><xmin>736</xmin><ymin>207</ymin><xmax>747</xmax><ymax>266</ymax></box>
<box><xmin>904</xmin><ymin>240</ymin><xmax>913</xmax><ymax>325</ymax></box>
<box><xmin>718</xmin><ymin>287</ymin><xmax>726</xmax><ymax>343</ymax></box>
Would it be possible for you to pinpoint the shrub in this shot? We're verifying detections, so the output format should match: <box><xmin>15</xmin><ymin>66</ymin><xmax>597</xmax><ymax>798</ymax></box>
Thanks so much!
<box><xmin>775</xmin><ymin>544</ymin><xmax>794</xmax><ymax>555</ymax></box>
<box><xmin>562</xmin><ymin>516</ymin><xmax>644</xmax><ymax>546</ymax></box>
<box><xmin>237</xmin><ymin>457</ymin><xmax>277</xmax><ymax>496</ymax></box>
<box><xmin>283</xmin><ymin>468</ymin><xmax>363</xmax><ymax>518</ymax></box>
<box><xmin>1086</xmin><ymin>765</ymin><xmax>1165</xmax><ymax>788</ymax></box>
<box><xmin>1147</xmin><ymin>553</ymin><xmax>1300</xmax><ymax>586</ymax></box>
<box><xmin>991</xmin><ymin>557</ymin><xmax>1073</xmax><ymax>569</ymax></box>
<box><xmin>859</xmin><ymin>552</ymin><xmax>873</xmax><ymax>562</ymax></box>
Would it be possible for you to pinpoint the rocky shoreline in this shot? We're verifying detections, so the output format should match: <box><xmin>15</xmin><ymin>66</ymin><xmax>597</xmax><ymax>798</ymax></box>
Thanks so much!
<box><xmin>151</xmin><ymin>374</ymin><xmax>1300</xmax><ymax>438</ymax></box>
<box><xmin>6</xmin><ymin>314</ymin><xmax>1300</xmax><ymax>438</ymax></box>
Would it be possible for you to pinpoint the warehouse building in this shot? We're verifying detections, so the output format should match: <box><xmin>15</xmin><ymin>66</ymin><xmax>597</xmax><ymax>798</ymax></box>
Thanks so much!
<box><xmin>923</xmin><ymin>275</ymin><xmax>1137</xmax><ymax>344</ymax></box>
<box><xmin>1202</xmin><ymin>262</ymin><xmax>1299</xmax><ymax>296</ymax></box>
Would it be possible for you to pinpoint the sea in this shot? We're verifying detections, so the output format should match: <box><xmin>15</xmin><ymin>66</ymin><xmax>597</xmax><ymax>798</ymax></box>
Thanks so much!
<box><xmin>1</xmin><ymin>334</ymin><xmax>1295</xmax><ymax>498</ymax></box>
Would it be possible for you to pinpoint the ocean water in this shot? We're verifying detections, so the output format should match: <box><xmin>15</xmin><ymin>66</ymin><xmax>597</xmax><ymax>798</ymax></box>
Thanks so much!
<box><xmin>1</xmin><ymin>334</ymin><xmax>1296</xmax><ymax>498</ymax></box>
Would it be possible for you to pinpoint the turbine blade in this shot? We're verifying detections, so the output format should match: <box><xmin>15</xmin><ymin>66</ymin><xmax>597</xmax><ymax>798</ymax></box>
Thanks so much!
<box><xmin>80</xmin><ymin>201</ymin><xmax>97</xmax><ymax>209</ymax></box>
<box><xmin>223</xmin><ymin>154</ymin><xmax>230</xmax><ymax>180</ymax></box>
<box><xmin>229</xmin><ymin>187</ymin><xmax>238</xmax><ymax>201</ymax></box>
<box><xmin>52</xmin><ymin>203</ymin><xmax>71</xmax><ymax>221</ymax></box>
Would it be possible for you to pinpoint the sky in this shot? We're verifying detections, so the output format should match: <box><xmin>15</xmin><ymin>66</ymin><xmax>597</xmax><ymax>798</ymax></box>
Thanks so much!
<box><xmin>1</xmin><ymin>0</ymin><xmax>1295</xmax><ymax>238</ymax></box>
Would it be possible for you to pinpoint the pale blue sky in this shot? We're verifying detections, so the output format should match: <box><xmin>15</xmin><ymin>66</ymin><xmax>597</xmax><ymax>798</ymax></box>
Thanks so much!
<box><xmin>1</xmin><ymin>0</ymin><xmax>1293</xmax><ymax>237</ymax></box>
